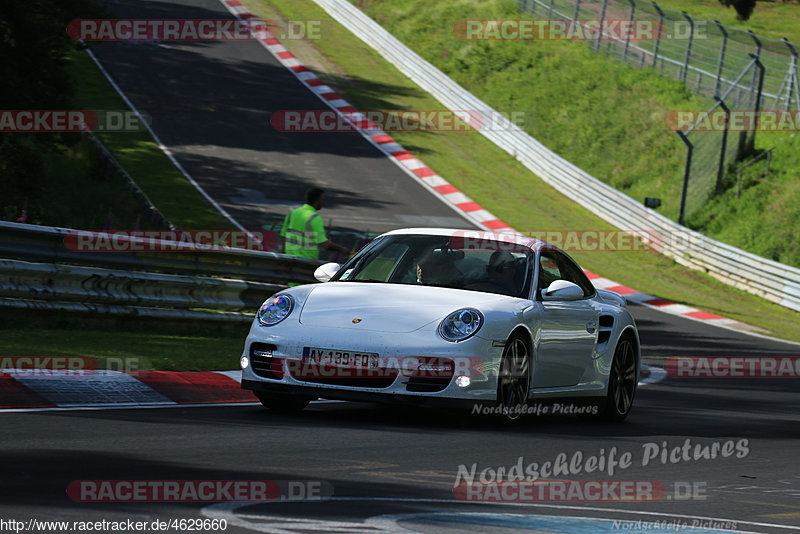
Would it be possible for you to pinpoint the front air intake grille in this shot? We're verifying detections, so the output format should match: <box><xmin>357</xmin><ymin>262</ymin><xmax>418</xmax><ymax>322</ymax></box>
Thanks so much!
<box><xmin>250</xmin><ymin>343</ymin><xmax>282</xmax><ymax>379</ymax></box>
<box><xmin>292</xmin><ymin>374</ymin><xmax>398</xmax><ymax>388</ymax></box>
<box><xmin>405</xmin><ymin>357</ymin><xmax>454</xmax><ymax>392</ymax></box>
<box><xmin>405</xmin><ymin>377</ymin><xmax>452</xmax><ymax>392</ymax></box>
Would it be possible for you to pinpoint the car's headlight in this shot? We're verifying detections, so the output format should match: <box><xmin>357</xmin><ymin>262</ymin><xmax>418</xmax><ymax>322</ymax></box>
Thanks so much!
<box><xmin>257</xmin><ymin>294</ymin><xmax>294</xmax><ymax>326</ymax></box>
<box><xmin>439</xmin><ymin>308</ymin><xmax>483</xmax><ymax>342</ymax></box>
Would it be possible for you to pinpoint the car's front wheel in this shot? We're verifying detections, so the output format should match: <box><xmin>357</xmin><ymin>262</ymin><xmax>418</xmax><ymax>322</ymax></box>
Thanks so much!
<box><xmin>257</xmin><ymin>394</ymin><xmax>311</xmax><ymax>413</ymax></box>
<box><xmin>496</xmin><ymin>332</ymin><xmax>531</xmax><ymax>424</ymax></box>
<box><xmin>600</xmin><ymin>333</ymin><xmax>637</xmax><ymax>422</ymax></box>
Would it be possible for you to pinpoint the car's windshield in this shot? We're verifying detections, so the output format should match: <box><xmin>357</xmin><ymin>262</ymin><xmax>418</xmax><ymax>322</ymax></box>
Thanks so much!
<box><xmin>331</xmin><ymin>234</ymin><xmax>533</xmax><ymax>298</ymax></box>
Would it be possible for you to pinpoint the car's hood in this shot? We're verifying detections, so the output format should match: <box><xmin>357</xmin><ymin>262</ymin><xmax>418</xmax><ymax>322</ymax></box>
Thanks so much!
<box><xmin>298</xmin><ymin>282</ymin><xmax>515</xmax><ymax>333</ymax></box>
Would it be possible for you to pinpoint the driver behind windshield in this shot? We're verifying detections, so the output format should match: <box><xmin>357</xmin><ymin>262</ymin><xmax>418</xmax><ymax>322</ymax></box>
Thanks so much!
<box><xmin>486</xmin><ymin>251</ymin><xmax>519</xmax><ymax>296</ymax></box>
<box><xmin>416</xmin><ymin>250</ymin><xmax>458</xmax><ymax>286</ymax></box>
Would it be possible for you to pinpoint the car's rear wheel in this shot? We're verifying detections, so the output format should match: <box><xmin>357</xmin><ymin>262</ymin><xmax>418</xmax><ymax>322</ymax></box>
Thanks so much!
<box><xmin>601</xmin><ymin>333</ymin><xmax>637</xmax><ymax>422</ymax></box>
<box><xmin>496</xmin><ymin>332</ymin><xmax>531</xmax><ymax>424</ymax></box>
<box><xmin>257</xmin><ymin>394</ymin><xmax>311</xmax><ymax>413</ymax></box>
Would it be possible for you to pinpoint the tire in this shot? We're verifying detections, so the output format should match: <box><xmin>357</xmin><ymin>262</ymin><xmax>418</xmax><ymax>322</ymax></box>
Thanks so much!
<box><xmin>496</xmin><ymin>332</ymin><xmax>532</xmax><ymax>424</ymax></box>
<box><xmin>600</xmin><ymin>334</ymin><xmax>638</xmax><ymax>422</ymax></box>
<box><xmin>257</xmin><ymin>394</ymin><xmax>311</xmax><ymax>413</ymax></box>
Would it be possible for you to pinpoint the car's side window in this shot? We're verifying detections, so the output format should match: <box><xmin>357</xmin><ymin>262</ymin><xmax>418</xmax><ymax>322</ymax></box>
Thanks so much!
<box><xmin>538</xmin><ymin>250</ymin><xmax>595</xmax><ymax>298</ymax></box>
<box><xmin>538</xmin><ymin>253</ymin><xmax>561</xmax><ymax>292</ymax></box>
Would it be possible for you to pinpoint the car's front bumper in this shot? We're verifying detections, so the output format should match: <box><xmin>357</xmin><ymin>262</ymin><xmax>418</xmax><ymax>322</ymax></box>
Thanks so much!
<box><xmin>242</xmin><ymin>379</ymin><xmax>493</xmax><ymax>410</ymax></box>
<box><xmin>240</xmin><ymin>320</ymin><xmax>503</xmax><ymax>404</ymax></box>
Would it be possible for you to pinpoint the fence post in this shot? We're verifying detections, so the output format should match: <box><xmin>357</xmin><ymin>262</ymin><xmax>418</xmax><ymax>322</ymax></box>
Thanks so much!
<box><xmin>747</xmin><ymin>30</ymin><xmax>761</xmax><ymax>59</ymax></box>
<box><xmin>715</xmin><ymin>97</ymin><xmax>730</xmax><ymax>194</ymax></box>
<box><xmin>548</xmin><ymin>0</ymin><xmax>556</xmax><ymax>18</ymax></box>
<box><xmin>651</xmin><ymin>2</ymin><xmax>664</xmax><ymax>70</ymax></box>
<box><xmin>782</xmin><ymin>38</ymin><xmax>800</xmax><ymax>109</ymax></box>
<box><xmin>595</xmin><ymin>0</ymin><xmax>609</xmax><ymax>52</ymax></box>
<box><xmin>623</xmin><ymin>0</ymin><xmax>636</xmax><ymax>62</ymax></box>
<box><xmin>714</xmin><ymin>21</ymin><xmax>728</xmax><ymax>97</ymax></box>
<box><xmin>680</xmin><ymin>12</ymin><xmax>694</xmax><ymax>82</ymax></box>
<box><xmin>739</xmin><ymin>55</ymin><xmax>764</xmax><ymax>157</ymax></box>
<box><xmin>747</xmin><ymin>31</ymin><xmax>761</xmax><ymax>114</ymax></box>
<box><xmin>573</xmin><ymin>0</ymin><xmax>582</xmax><ymax>22</ymax></box>
<box><xmin>751</xmin><ymin>54</ymin><xmax>766</xmax><ymax>151</ymax></box>
<box><xmin>677</xmin><ymin>130</ymin><xmax>693</xmax><ymax>226</ymax></box>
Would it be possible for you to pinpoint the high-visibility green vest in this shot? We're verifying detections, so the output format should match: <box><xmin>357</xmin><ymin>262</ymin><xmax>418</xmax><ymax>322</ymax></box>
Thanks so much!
<box><xmin>281</xmin><ymin>204</ymin><xmax>326</xmax><ymax>259</ymax></box>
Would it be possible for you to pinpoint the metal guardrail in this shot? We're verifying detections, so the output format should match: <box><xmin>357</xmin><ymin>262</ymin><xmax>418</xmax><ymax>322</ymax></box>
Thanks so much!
<box><xmin>0</xmin><ymin>221</ymin><xmax>321</xmax><ymax>282</ymax></box>
<box><xmin>0</xmin><ymin>221</ymin><xmax>323</xmax><ymax>321</ymax></box>
<box><xmin>315</xmin><ymin>0</ymin><xmax>800</xmax><ymax>313</ymax></box>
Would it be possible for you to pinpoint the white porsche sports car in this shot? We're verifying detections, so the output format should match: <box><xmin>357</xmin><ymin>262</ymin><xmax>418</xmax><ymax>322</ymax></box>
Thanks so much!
<box><xmin>240</xmin><ymin>228</ymin><xmax>640</xmax><ymax>422</ymax></box>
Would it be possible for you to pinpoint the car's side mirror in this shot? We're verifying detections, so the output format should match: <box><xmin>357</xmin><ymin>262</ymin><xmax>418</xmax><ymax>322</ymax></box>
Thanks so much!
<box><xmin>313</xmin><ymin>262</ymin><xmax>341</xmax><ymax>283</ymax></box>
<box><xmin>542</xmin><ymin>280</ymin><xmax>584</xmax><ymax>301</ymax></box>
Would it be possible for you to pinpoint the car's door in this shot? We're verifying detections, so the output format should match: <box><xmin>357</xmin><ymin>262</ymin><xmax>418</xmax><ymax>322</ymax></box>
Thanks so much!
<box><xmin>531</xmin><ymin>250</ymin><xmax>599</xmax><ymax>388</ymax></box>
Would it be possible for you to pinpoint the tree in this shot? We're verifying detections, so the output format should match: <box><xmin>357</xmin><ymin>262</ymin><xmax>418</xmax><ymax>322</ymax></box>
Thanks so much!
<box><xmin>0</xmin><ymin>0</ymin><xmax>102</xmax><ymax>217</ymax></box>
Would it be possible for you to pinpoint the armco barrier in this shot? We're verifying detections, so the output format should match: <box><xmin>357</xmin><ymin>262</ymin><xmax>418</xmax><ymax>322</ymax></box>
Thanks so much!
<box><xmin>314</xmin><ymin>0</ymin><xmax>800</xmax><ymax>313</ymax></box>
<box><xmin>0</xmin><ymin>221</ymin><xmax>323</xmax><ymax>320</ymax></box>
<box><xmin>0</xmin><ymin>221</ymin><xmax>321</xmax><ymax>284</ymax></box>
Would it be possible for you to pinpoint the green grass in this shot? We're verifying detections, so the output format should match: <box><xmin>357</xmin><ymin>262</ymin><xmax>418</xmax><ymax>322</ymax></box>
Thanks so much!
<box><xmin>67</xmin><ymin>48</ymin><xmax>235</xmax><ymax>230</ymax></box>
<box><xmin>647</xmin><ymin>0</ymin><xmax>800</xmax><ymax>44</ymax></box>
<box><xmin>0</xmin><ymin>314</ymin><xmax>248</xmax><ymax>371</ymax></box>
<box><xmin>689</xmin><ymin>131</ymin><xmax>800</xmax><ymax>267</ymax></box>
<box><xmin>1</xmin><ymin>135</ymin><xmax>163</xmax><ymax>230</ymax></box>
<box><xmin>236</xmin><ymin>0</ymin><xmax>800</xmax><ymax>342</ymax></box>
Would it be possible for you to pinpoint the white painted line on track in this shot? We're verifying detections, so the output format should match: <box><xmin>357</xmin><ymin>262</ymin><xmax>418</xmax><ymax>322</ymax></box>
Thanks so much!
<box><xmin>0</xmin><ymin>402</ymin><xmax>261</xmax><ymax>414</ymax></box>
<box><xmin>83</xmin><ymin>47</ymin><xmax>249</xmax><ymax>233</ymax></box>
<box><xmin>366</xmin><ymin>511</ymin><xmax>755</xmax><ymax>534</ymax></box>
<box><xmin>202</xmin><ymin>497</ymin><xmax>800</xmax><ymax>532</ymax></box>
<box><xmin>0</xmin><ymin>399</ymin><xmax>349</xmax><ymax>414</ymax></box>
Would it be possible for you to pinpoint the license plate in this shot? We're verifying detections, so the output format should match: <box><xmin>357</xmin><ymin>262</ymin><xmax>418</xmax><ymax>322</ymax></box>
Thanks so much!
<box><xmin>303</xmin><ymin>347</ymin><xmax>380</xmax><ymax>369</ymax></box>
